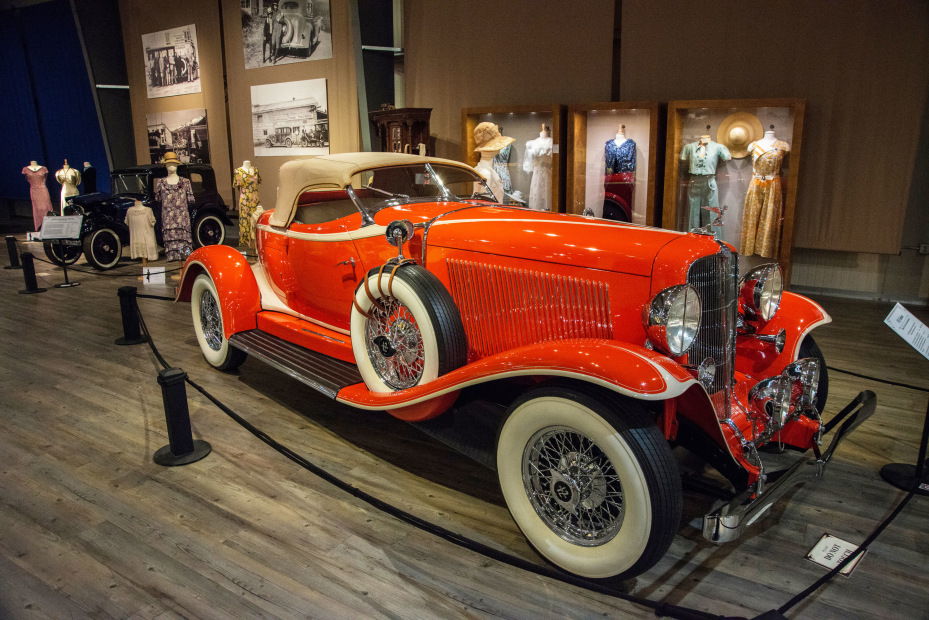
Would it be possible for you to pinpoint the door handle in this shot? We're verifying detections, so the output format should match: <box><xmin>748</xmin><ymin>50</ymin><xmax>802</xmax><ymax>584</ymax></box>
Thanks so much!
<box><xmin>335</xmin><ymin>257</ymin><xmax>355</xmax><ymax>267</ymax></box>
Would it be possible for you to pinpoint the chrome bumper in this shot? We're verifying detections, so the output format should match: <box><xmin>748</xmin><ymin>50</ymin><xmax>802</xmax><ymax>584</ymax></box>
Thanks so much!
<box><xmin>703</xmin><ymin>390</ymin><xmax>877</xmax><ymax>543</ymax></box>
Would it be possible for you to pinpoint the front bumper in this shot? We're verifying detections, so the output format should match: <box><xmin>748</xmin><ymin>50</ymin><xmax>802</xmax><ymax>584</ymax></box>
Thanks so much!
<box><xmin>703</xmin><ymin>390</ymin><xmax>876</xmax><ymax>543</ymax></box>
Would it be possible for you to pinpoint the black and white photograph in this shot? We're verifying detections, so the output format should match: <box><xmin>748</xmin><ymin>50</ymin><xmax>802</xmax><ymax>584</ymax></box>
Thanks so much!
<box><xmin>241</xmin><ymin>0</ymin><xmax>333</xmax><ymax>70</ymax></box>
<box><xmin>251</xmin><ymin>78</ymin><xmax>329</xmax><ymax>157</ymax></box>
<box><xmin>146</xmin><ymin>108</ymin><xmax>211</xmax><ymax>164</ymax></box>
<box><xmin>141</xmin><ymin>24</ymin><xmax>201</xmax><ymax>99</ymax></box>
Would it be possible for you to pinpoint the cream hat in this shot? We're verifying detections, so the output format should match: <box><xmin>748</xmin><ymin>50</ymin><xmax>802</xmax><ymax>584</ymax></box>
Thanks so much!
<box><xmin>162</xmin><ymin>151</ymin><xmax>182</xmax><ymax>165</ymax></box>
<box><xmin>717</xmin><ymin>112</ymin><xmax>763</xmax><ymax>159</ymax></box>
<box><xmin>473</xmin><ymin>122</ymin><xmax>515</xmax><ymax>153</ymax></box>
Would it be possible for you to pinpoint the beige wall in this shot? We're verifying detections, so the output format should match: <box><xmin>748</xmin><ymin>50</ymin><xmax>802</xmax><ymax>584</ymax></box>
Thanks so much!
<box><xmin>404</xmin><ymin>0</ymin><xmax>615</xmax><ymax>160</ymax></box>
<box><xmin>119</xmin><ymin>0</ymin><xmax>233</xmax><ymax>204</ymax></box>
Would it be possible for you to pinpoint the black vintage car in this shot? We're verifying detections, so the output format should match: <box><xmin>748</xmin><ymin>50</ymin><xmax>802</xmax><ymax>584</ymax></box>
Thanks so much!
<box><xmin>44</xmin><ymin>163</ymin><xmax>233</xmax><ymax>270</ymax></box>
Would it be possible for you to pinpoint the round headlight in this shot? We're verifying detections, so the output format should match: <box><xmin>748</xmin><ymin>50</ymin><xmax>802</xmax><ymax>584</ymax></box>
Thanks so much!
<box><xmin>749</xmin><ymin>375</ymin><xmax>792</xmax><ymax>428</ymax></box>
<box><xmin>643</xmin><ymin>285</ymin><xmax>701</xmax><ymax>356</ymax></box>
<box><xmin>740</xmin><ymin>264</ymin><xmax>783</xmax><ymax>321</ymax></box>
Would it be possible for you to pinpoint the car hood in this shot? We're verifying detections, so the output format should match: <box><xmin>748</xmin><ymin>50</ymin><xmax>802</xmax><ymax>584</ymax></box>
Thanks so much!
<box><xmin>424</xmin><ymin>206</ymin><xmax>689</xmax><ymax>276</ymax></box>
<box><xmin>68</xmin><ymin>191</ymin><xmax>118</xmax><ymax>205</ymax></box>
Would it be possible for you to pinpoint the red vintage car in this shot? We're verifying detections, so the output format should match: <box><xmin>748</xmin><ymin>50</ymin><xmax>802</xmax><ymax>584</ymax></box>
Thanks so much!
<box><xmin>177</xmin><ymin>153</ymin><xmax>872</xmax><ymax>581</ymax></box>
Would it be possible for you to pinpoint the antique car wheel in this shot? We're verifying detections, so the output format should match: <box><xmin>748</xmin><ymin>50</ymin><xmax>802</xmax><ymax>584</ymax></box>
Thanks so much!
<box><xmin>265</xmin><ymin>139</ymin><xmax>272</xmax><ymax>148</ymax></box>
<box><xmin>191</xmin><ymin>273</ymin><xmax>246</xmax><ymax>371</ymax></box>
<box><xmin>350</xmin><ymin>263</ymin><xmax>466</xmax><ymax>393</ymax></box>
<box><xmin>193</xmin><ymin>213</ymin><xmax>226</xmax><ymax>248</ymax></box>
<box><xmin>285</xmin><ymin>137</ymin><xmax>293</xmax><ymax>148</ymax></box>
<box><xmin>799</xmin><ymin>335</ymin><xmax>829</xmax><ymax>412</ymax></box>
<box><xmin>42</xmin><ymin>241</ymin><xmax>82</xmax><ymax>266</ymax></box>
<box><xmin>82</xmin><ymin>228</ymin><xmax>122</xmax><ymax>270</ymax></box>
<box><xmin>496</xmin><ymin>387</ymin><xmax>681</xmax><ymax>580</ymax></box>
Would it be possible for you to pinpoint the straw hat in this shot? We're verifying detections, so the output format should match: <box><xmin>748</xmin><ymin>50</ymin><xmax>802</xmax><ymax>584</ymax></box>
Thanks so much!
<box><xmin>717</xmin><ymin>112</ymin><xmax>763</xmax><ymax>159</ymax></box>
<box><xmin>473</xmin><ymin>122</ymin><xmax>515</xmax><ymax>153</ymax></box>
<box><xmin>162</xmin><ymin>151</ymin><xmax>182</xmax><ymax>165</ymax></box>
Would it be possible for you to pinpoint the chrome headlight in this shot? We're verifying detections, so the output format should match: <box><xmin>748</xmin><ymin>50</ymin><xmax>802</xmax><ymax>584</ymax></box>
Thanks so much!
<box><xmin>783</xmin><ymin>358</ymin><xmax>820</xmax><ymax>409</ymax></box>
<box><xmin>749</xmin><ymin>375</ymin><xmax>792</xmax><ymax>428</ymax></box>
<box><xmin>740</xmin><ymin>264</ymin><xmax>783</xmax><ymax>321</ymax></box>
<box><xmin>643</xmin><ymin>284</ymin><xmax>701</xmax><ymax>356</ymax></box>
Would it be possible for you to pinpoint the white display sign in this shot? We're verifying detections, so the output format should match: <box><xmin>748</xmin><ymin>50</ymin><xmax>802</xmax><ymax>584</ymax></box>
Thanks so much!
<box><xmin>884</xmin><ymin>303</ymin><xmax>929</xmax><ymax>362</ymax></box>
<box><xmin>141</xmin><ymin>266</ymin><xmax>166</xmax><ymax>285</ymax></box>
<box><xmin>40</xmin><ymin>215</ymin><xmax>83</xmax><ymax>240</ymax></box>
<box><xmin>806</xmin><ymin>533</ymin><xmax>866</xmax><ymax>576</ymax></box>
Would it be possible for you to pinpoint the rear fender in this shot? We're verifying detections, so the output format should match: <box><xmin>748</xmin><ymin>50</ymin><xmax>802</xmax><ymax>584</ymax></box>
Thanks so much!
<box><xmin>337</xmin><ymin>339</ymin><xmax>697</xmax><ymax>411</ymax></box>
<box><xmin>176</xmin><ymin>246</ymin><xmax>261</xmax><ymax>338</ymax></box>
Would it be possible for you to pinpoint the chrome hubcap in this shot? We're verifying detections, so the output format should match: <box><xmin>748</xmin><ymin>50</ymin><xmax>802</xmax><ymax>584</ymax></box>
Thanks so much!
<box><xmin>523</xmin><ymin>426</ymin><xmax>624</xmax><ymax>546</ymax></box>
<box><xmin>366</xmin><ymin>297</ymin><xmax>424</xmax><ymax>389</ymax></box>
<box><xmin>199</xmin><ymin>289</ymin><xmax>223</xmax><ymax>351</ymax></box>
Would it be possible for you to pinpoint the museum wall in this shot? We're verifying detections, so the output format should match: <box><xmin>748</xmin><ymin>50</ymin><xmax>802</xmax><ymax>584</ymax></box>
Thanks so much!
<box><xmin>403</xmin><ymin>0</ymin><xmax>615</xmax><ymax>160</ymax></box>
<box><xmin>119</xmin><ymin>0</ymin><xmax>233</xmax><ymax>204</ymax></box>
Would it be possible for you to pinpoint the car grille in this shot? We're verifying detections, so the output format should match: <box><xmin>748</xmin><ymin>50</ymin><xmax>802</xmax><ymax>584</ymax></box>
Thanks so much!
<box><xmin>687</xmin><ymin>247</ymin><xmax>738</xmax><ymax>419</ymax></box>
<box><xmin>446</xmin><ymin>258</ymin><xmax>612</xmax><ymax>358</ymax></box>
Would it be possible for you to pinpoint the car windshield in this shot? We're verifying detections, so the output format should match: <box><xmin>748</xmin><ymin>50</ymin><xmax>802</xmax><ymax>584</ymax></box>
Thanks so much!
<box><xmin>348</xmin><ymin>163</ymin><xmax>497</xmax><ymax>218</ymax></box>
<box><xmin>112</xmin><ymin>173</ymin><xmax>148</xmax><ymax>195</ymax></box>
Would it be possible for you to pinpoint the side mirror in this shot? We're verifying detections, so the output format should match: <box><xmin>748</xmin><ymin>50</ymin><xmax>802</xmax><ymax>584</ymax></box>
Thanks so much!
<box><xmin>386</xmin><ymin>219</ymin><xmax>415</xmax><ymax>260</ymax></box>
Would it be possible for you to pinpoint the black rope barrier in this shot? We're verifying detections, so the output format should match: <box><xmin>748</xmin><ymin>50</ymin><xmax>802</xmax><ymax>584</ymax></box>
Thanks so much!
<box><xmin>827</xmin><ymin>366</ymin><xmax>929</xmax><ymax>393</ymax></box>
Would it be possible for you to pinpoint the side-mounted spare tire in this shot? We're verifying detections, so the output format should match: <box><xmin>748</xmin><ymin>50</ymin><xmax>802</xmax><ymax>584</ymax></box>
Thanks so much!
<box><xmin>350</xmin><ymin>262</ymin><xmax>467</xmax><ymax>392</ymax></box>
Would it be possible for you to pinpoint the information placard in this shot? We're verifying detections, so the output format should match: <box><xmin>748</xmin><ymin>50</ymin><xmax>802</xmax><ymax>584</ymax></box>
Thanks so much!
<box><xmin>884</xmin><ymin>303</ymin><xmax>929</xmax><ymax>361</ymax></box>
<box><xmin>40</xmin><ymin>215</ymin><xmax>83</xmax><ymax>240</ymax></box>
<box><xmin>141</xmin><ymin>266</ymin><xmax>166</xmax><ymax>285</ymax></box>
<box><xmin>806</xmin><ymin>533</ymin><xmax>866</xmax><ymax>576</ymax></box>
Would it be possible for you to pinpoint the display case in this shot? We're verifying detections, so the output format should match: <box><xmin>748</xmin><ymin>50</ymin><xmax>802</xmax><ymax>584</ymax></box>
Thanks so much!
<box><xmin>370</xmin><ymin>107</ymin><xmax>433</xmax><ymax>156</ymax></box>
<box><xmin>462</xmin><ymin>105</ymin><xmax>565</xmax><ymax>212</ymax></box>
<box><xmin>566</xmin><ymin>101</ymin><xmax>660</xmax><ymax>225</ymax></box>
<box><xmin>663</xmin><ymin>99</ymin><xmax>805</xmax><ymax>275</ymax></box>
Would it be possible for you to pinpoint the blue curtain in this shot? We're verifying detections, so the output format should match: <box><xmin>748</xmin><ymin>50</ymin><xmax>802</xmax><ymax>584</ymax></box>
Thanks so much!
<box><xmin>0</xmin><ymin>0</ymin><xmax>111</xmax><ymax>202</ymax></box>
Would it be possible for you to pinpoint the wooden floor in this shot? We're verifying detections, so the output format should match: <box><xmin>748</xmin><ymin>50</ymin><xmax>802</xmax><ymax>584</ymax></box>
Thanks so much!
<box><xmin>1</xmin><ymin>238</ymin><xmax>928</xmax><ymax>620</ymax></box>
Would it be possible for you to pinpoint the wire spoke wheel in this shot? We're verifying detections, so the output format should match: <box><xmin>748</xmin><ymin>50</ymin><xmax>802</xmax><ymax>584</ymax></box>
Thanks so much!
<box><xmin>365</xmin><ymin>297</ymin><xmax>425</xmax><ymax>389</ymax></box>
<box><xmin>199</xmin><ymin>287</ymin><xmax>223</xmax><ymax>351</ymax></box>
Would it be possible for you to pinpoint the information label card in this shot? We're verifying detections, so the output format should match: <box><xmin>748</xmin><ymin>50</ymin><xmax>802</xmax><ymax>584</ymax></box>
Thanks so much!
<box><xmin>884</xmin><ymin>303</ymin><xmax>929</xmax><ymax>362</ymax></box>
<box><xmin>40</xmin><ymin>215</ymin><xmax>83</xmax><ymax>240</ymax></box>
<box><xmin>806</xmin><ymin>533</ymin><xmax>866</xmax><ymax>576</ymax></box>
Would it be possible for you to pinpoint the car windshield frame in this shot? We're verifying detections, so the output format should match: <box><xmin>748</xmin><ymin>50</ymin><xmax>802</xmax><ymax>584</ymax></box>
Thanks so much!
<box><xmin>346</xmin><ymin>162</ymin><xmax>498</xmax><ymax>225</ymax></box>
<box><xmin>111</xmin><ymin>172</ymin><xmax>149</xmax><ymax>196</ymax></box>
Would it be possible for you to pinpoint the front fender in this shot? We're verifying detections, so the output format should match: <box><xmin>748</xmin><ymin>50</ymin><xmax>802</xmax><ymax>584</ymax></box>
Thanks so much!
<box><xmin>176</xmin><ymin>246</ymin><xmax>261</xmax><ymax>338</ymax></box>
<box><xmin>736</xmin><ymin>291</ymin><xmax>831</xmax><ymax>377</ymax></box>
<box><xmin>336</xmin><ymin>338</ymin><xmax>696</xmax><ymax>411</ymax></box>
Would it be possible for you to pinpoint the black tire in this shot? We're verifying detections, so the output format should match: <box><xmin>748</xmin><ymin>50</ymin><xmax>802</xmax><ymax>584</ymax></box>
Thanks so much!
<box><xmin>350</xmin><ymin>263</ymin><xmax>467</xmax><ymax>392</ymax></box>
<box><xmin>43</xmin><ymin>241</ymin><xmax>82</xmax><ymax>266</ymax></box>
<box><xmin>193</xmin><ymin>213</ymin><xmax>226</xmax><ymax>248</ymax></box>
<box><xmin>496</xmin><ymin>386</ymin><xmax>681</xmax><ymax>580</ymax></box>
<box><xmin>265</xmin><ymin>139</ymin><xmax>272</xmax><ymax>148</ymax></box>
<box><xmin>798</xmin><ymin>335</ymin><xmax>829</xmax><ymax>413</ymax></box>
<box><xmin>82</xmin><ymin>228</ymin><xmax>122</xmax><ymax>270</ymax></box>
<box><xmin>602</xmin><ymin>199</ymin><xmax>630</xmax><ymax>222</ymax></box>
<box><xmin>191</xmin><ymin>273</ymin><xmax>247</xmax><ymax>371</ymax></box>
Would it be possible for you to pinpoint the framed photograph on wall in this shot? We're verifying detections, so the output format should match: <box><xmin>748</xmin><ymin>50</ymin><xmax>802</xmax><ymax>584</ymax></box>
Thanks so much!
<box><xmin>241</xmin><ymin>0</ymin><xmax>333</xmax><ymax>69</ymax></box>
<box><xmin>141</xmin><ymin>24</ymin><xmax>202</xmax><ymax>99</ymax></box>
<box><xmin>250</xmin><ymin>78</ymin><xmax>330</xmax><ymax>156</ymax></box>
<box><xmin>146</xmin><ymin>109</ymin><xmax>211</xmax><ymax>165</ymax></box>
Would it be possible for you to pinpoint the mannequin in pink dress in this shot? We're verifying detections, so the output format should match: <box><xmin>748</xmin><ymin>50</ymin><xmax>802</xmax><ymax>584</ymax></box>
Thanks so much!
<box><xmin>22</xmin><ymin>161</ymin><xmax>54</xmax><ymax>231</ymax></box>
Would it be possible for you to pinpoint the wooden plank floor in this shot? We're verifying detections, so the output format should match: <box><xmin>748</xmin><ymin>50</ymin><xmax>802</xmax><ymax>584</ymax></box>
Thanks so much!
<box><xmin>1</xmin><ymin>239</ymin><xmax>927</xmax><ymax>619</ymax></box>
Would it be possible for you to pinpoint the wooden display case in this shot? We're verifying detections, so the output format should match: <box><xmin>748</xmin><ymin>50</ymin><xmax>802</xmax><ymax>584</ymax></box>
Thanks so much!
<box><xmin>370</xmin><ymin>107</ymin><xmax>433</xmax><ymax>156</ymax></box>
<box><xmin>462</xmin><ymin>105</ymin><xmax>566</xmax><ymax>212</ymax></box>
<box><xmin>663</xmin><ymin>99</ymin><xmax>805</xmax><ymax>279</ymax></box>
<box><xmin>566</xmin><ymin>101</ymin><xmax>660</xmax><ymax>225</ymax></box>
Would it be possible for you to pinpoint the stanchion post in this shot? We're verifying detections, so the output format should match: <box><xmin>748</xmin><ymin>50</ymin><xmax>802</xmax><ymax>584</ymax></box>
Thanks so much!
<box><xmin>153</xmin><ymin>367</ymin><xmax>211</xmax><ymax>466</ymax></box>
<box><xmin>4</xmin><ymin>236</ymin><xmax>21</xmax><ymax>269</ymax></box>
<box><xmin>17</xmin><ymin>252</ymin><xmax>46</xmax><ymax>294</ymax></box>
<box><xmin>880</xmin><ymin>397</ymin><xmax>929</xmax><ymax>496</ymax></box>
<box><xmin>115</xmin><ymin>286</ymin><xmax>147</xmax><ymax>345</ymax></box>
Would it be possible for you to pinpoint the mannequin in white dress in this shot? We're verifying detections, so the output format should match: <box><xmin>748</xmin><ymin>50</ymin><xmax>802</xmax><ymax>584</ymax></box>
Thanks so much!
<box><xmin>55</xmin><ymin>159</ymin><xmax>81</xmax><ymax>214</ymax></box>
<box><xmin>472</xmin><ymin>122</ymin><xmax>514</xmax><ymax>203</ymax></box>
<box><xmin>127</xmin><ymin>199</ymin><xmax>159</xmax><ymax>280</ymax></box>
<box><xmin>523</xmin><ymin>124</ymin><xmax>553</xmax><ymax>211</ymax></box>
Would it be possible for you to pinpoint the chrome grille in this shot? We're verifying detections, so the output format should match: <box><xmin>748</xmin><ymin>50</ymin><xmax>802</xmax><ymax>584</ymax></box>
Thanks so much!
<box><xmin>687</xmin><ymin>248</ymin><xmax>738</xmax><ymax>419</ymax></box>
<box><xmin>446</xmin><ymin>259</ymin><xmax>612</xmax><ymax>358</ymax></box>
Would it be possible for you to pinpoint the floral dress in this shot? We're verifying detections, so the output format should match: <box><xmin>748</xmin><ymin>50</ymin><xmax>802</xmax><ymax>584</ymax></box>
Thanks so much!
<box><xmin>233</xmin><ymin>167</ymin><xmax>261</xmax><ymax>247</ymax></box>
<box><xmin>492</xmin><ymin>144</ymin><xmax>513</xmax><ymax>193</ymax></box>
<box><xmin>155</xmin><ymin>177</ymin><xmax>194</xmax><ymax>261</ymax></box>
<box><xmin>740</xmin><ymin>139</ymin><xmax>790</xmax><ymax>258</ymax></box>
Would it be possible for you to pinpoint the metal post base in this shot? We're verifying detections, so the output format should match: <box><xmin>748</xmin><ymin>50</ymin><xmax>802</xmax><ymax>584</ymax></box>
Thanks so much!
<box><xmin>18</xmin><ymin>287</ymin><xmax>47</xmax><ymax>294</ymax></box>
<box><xmin>115</xmin><ymin>335</ymin><xmax>148</xmax><ymax>346</ymax></box>
<box><xmin>54</xmin><ymin>282</ymin><xmax>81</xmax><ymax>288</ymax></box>
<box><xmin>880</xmin><ymin>463</ymin><xmax>929</xmax><ymax>496</ymax></box>
<box><xmin>154</xmin><ymin>439</ymin><xmax>212</xmax><ymax>466</ymax></box>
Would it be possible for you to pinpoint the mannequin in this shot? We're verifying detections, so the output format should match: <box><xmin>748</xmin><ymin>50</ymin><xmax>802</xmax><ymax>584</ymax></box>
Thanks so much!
<box><xmin>127</xmin><ymin>199</ymin><xmax>159</xmax><ymax>277</ymax></box>
<box><xmin>82</xmin><ymin>161</ymin><xmax>96</xmax><ymax>193</ymax></box>
<box><xmin>680</xmin><ymin>126</ymin><xmax>731</xmax><ymax>231</ymax></box>
<box><xmin>475</xmin><ymin>150</ymin><xmax>505</xmax><ymax>202</ymax></box>
<box><xmin>22</xmin><ymin>160</ymin><xmax>53</xmax><ymax>231</ymax></box>
<box><xmin>155</xmin><ymin>151</ymin><xmax>194</xmax><ymax>271</ymax></box>
<box><xmin>55</xmin><ymin>159</ymin><xmax>81</xmax><ymax>214</ymax></box>
<box><xmin>492</xmin><ymin>126</ymin><xmax>514</xmax><ymax>194</ymax></box>
<box><xmin>472</xmin><ymin>122</ymin><xmax>514</xmax><ymax>203</ymax></box>
<box><xmin>523</xmin><ymin>123</ymin><xmax>553</xmax><ymax>211</ymax></box>
<box><xmin>233</xmin><ymin>160</ymin><xmax>262</xmax><ymax>249</ymax></box>
<box><xmin>741</xmin><ymin>126</ymin><xmax>790</xmax><ymax>258</ymax></box>
<box><xmin>605</xmin><ymin>123</ymin><xmax>637</xmax><ymax>176</ymax></box>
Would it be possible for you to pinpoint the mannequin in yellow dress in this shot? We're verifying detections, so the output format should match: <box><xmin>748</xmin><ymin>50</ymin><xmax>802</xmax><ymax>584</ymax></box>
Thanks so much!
<box><xmin>233</xmin><ymin>160</ymin><xmax>261</xmax><ymax>249</ymax></box>
<box><xmin>740</xmin><ymin>129</ymin><xmax>790</xmax><ymax>258</ymax></box>
<box><xmin>55</xmin><ymin>160</ymin><xmax>81</xmax><ymax>214</ymax></box>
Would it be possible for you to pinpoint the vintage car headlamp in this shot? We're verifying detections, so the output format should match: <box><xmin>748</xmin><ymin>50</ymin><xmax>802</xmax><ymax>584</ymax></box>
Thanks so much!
<box><xmin>643</xmin><ymin>285</ymin><xmax>701</xmax><ymax>356</ymax></box>
<box><xmin>749</xmin><ymin>375</ymin><xmax>793</xmax><ymax>428</ymax></box>
<box><xmin>783</xmin><ymin>358</ymin><xmax>820</xmax><ymax>409</ymax></box>
<box><xmin>740</xmin><ymin>264</ymin><xmax>783</xmax><ymax>321</ymax></box>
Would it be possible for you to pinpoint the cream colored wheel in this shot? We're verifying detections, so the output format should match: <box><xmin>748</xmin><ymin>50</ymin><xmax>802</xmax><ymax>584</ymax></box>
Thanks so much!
<box><xmin>497</xmin><ymin>387</ymin><xmax>681</xmax><ymax>580</ymax></box>
<box><xmin>191</xmin><ymin>273</ymin><xmax>246</xmax><ymax>371</ymax></box>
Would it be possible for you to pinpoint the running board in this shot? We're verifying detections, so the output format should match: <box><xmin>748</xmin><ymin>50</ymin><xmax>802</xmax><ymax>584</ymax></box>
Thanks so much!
<box><xmin>228</xmin><ymin>329</ymin><xmax>363</xmax><ymax>399</ymax></box>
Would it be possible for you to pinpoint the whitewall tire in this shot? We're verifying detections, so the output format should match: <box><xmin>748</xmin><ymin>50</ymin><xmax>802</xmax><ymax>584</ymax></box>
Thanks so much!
<box><xmin>496</xmin><ymin>387</ymin><xmax>681</xmax><ymax>580</ymax></box>
<box><xmin>191</xmin><ymin>273</ymin><xmax>246</xmax><ymax>371</ymax></box>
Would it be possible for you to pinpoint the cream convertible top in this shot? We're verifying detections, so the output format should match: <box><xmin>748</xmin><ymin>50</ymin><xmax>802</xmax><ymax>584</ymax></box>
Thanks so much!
<box><xmin>269</xmin><ymin>152</ymin><xmax>479</xmax><ymax>227</ymax></box>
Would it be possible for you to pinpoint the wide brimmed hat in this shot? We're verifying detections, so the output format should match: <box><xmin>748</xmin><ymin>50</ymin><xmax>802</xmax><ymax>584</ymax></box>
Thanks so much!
<box><xmin>162</xmin><ymin>151</ymin><xmax>182</xmax><ymax>165</ymax></box>
<box><xmin>473</xmin><ymin>122</ymin><xmax>515</xmax><ymax>153</ymax></box>
<box><xmin>717</xmin><ymin>112</ymin><xmax>763</xmax><ymax>159</ymax></box>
